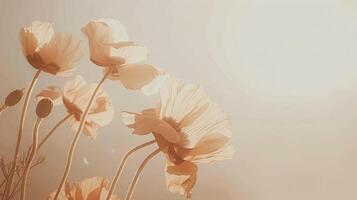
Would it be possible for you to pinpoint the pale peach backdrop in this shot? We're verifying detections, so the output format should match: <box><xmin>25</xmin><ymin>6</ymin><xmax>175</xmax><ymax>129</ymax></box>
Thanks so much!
<box><xmin>1</xmin><ymin>0</ymin><xmax>357</xmax><ymax>199</ymax></box>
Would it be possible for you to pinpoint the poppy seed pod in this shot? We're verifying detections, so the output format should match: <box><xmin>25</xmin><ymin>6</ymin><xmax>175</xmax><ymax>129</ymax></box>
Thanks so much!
<box><xmin>5</xmin><ymin>89</ymin><xmax>25</xmax><ymax>107</ymax></box>
<box><xmin>36</xmin><ymin>98</ymin><xmax>53</xmax><ymax>118</ymax></box>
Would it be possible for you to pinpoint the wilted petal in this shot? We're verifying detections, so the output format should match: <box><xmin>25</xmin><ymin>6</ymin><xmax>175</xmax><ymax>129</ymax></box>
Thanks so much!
<box><xmin>118</xmin><ymin>64</ymin><xmax>158</xmax><ymax>90</ymax></box>
<box><xmin>36</xmin><ymin>86</ymin><xmax>63</xmax><ymax>106</ymax></box>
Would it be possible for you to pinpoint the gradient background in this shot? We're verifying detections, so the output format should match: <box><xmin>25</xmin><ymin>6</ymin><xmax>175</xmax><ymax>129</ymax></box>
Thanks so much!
<box><xmin>1</xmin><ymin>0</ymin><xmax>357</xmax><ymax>199</ymax></box>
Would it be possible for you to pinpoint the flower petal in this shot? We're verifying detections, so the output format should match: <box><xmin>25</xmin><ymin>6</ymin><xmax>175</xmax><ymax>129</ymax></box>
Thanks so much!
<box><xmin>178</xmin><ymin>131</ymin><xmax>234</xmax><ymax>163</ymax></box>
<box><xmin>110</xmin><ymin>45</ymin><xmax>147</xmax><ymax>64</ymax></box>
<box><xmin>165</xmin><ymin>160</ymin><xmax>198</xmax><ymax>198</ymax></box>
<box><xmin>36</xmin><ymin>86</ymin><xmax>63</xmax><ymax>106</ymax></box>
<box><xmin>121</xmin><ymin>111</ymin><xmax>181</xmax><ymax>143</ymax></box>
<box><xmin>82</xmin><ymin>19</ymin><xmax>129</xmax><ymax>43</ymax></box>
<box><xmin>39</xmin><ymin>33</ymin><xmax>83</xmax><ymax>76</ymax></box>
<box><xmin>20</xmin><ymin>21</ymin><xmax>54</xmax><ymax>54</ymax></box>
<box><xmin>118</xmin><ymin>64</ymin><xmax>159</xmax><ymax>90</ymax></box>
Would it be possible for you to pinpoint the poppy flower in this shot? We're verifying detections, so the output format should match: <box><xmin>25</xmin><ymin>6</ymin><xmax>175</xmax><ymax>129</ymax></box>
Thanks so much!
<box><xmin>37</xmin><ymin>76</ymin><xmax>114</xmax><ymax>139</ymax></box>
<box><xmin>121</xmin><ymin>77</ymin><xmax>234</xmax><ymax>198</ymax></box>
<box><xmin>82</xmin><ymin>19</ymin><xmax>161</xmax><ymax>92</ymax></box>
<box><xmin>48</xmin><ymin>177</ymin><xmax>119</xmax><ymax>200</ymax></box>
<box><xmin>20</xmin><ymin>21</ymin><xmax>83</xmax><ymax>76</ymax></box>
<box><xmin>36</xmin><ymin>86</ymin><xmax>63</xmax><ymax>106</ymax></box>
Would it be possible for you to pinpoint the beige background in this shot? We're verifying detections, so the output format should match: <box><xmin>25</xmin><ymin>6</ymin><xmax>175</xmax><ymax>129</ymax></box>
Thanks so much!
<box><xmin>1</xmin><ymin>0</ymin><xmax>357</xmax><ymax>199</ymax></box>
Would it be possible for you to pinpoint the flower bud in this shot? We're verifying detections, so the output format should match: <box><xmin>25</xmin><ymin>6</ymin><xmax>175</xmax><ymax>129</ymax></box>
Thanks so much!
<box><xmin>5</xmin><ymin>89</ymin><xmax>25</xmax><ymax>107</ymax></box>
<box><xmin>36</xmin><ymin>98</ymin><xmax>53</xmax><ymax>118</ymax></box>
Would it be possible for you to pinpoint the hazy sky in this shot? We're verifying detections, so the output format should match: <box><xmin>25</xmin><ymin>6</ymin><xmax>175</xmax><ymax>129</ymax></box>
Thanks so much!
<box><xmin>1</xmin><ymin>0</ymin><xmax>357</xmax><ymax>199</ymax></box>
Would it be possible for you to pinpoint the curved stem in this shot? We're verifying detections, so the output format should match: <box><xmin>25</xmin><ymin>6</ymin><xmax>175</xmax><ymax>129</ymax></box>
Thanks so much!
<box><xmin>24</xmin><ymin>114</ymin><xmax>72</xmax><ymax>162</ymax></box>
<box><xmin>106</xmin><ymin>140</ymin><xmax>156</xmax><ymax>200</ymax></box>
<box><xmin>52</xmin><ymin>67</ymin><xmax>113</xmax><ymax>200</ymax></box>
<box><xmin>38</xmin><ymin>114</ymin><xmax>72</xmax><ymax>150</ymax></box>
<box><xmin>0</xmin><ymin>104</ymin><xmax>7</xmax><ymax>115</ymax></box>
<box><xmin>3</xmin><ymin>69</ymin><xmax>41</xmax><ymax>200</ymax></box>
<box><xmin>20</xmin><ymin>118</ymin><xmax>42</xmax><ymax>200</ymax></box>
<box><xmin>125</xmin><ymin>148</ymin><xmax>161</xmax><ymax>200</ymax></box>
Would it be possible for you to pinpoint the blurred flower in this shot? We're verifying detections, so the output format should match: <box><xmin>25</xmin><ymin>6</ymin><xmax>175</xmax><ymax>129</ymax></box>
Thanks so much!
<box><xmin>63</xmin><ymin>76</ymin><xmax>114</xmax><ymax>139</ymax></box>
<box><xmin>121</xmin><ymin>77</ymin><xmax>234</xmax><ymax>198</ymax></box>
<box><xmin>48</xmin><ymin>177</ymin><xmax>119</xmax><ymax>200</ymax></box>
<box><xmin>36</xmin><ymin>76</ymin><xmax>114</xmax><ymax>139</ymax></box>
<box><xmin>20</xmin><ymin>21</ymin><xmax>83</xmax><ymax>76</ymax></box>
<box><xmin>82</xmin><ymin>19</ymin><xmax>161</xmax><ymax>92</ymax></box>
<box><xmin>36</xmin><ymin>86</ymin><xmax>63</xmax><ymax>106</ymax></box>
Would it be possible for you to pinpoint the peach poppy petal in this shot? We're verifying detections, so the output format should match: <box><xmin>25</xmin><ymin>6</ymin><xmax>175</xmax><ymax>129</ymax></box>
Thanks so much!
<box><xmin>68</xmin><ymin>112</ymin><xmax>98</xmax><ymax>139</ymax></box>
<box><xmin>82</xmin><ymin>19</ymin><xmax>129</xmax><ymax>43</ymax></box>
<box><xmin>83</xmin><ymin>122</ymin><xmax>100</xmax><ymax>139</ymax></box>
<box><xmin>83</xmin><ymin>18</ymin><xmax>132</xmax><ymax>68</ymax></box>
<box><xmin>87</xmin><ymin>96</ymin><xmax>115</xmax><ymax>126</ymax></box>
<box><xmin>63</xmin><ymin>75</ymin><xmax>87</xmax><ymax>103</ymax></box>
<box><xmin>48</xmin><ymin>177</ymin><xmax>119</xmax><ymax>200</ymax></box>
<box><xmin>110</xmin><ymin>45</ymin><xmax>147</xmax><ymax>64</ymax></box>
<box><xmin>179</xmin><ymin>132</ymin><xmax>234</xmax><ymax>163</ymax></box>
<box><xmin>39</xmin><ymin>33</ymin><xmax>83</xmax><ymax>76</ymax></box>
<box><xmin>121</xmin><ymin>111</ymin><xmax>160</xmax><ymax>135</ymax></box>
<box><xmin>23</xmin><ymin>21</ymin><xmax>54</xmax><ymax>51</ymax></box>
<box><xmin>165</xmin><ymin>161</ymin><xmax>198</xmax><ymax>198</ymax></box>
<box><xmin>36</xmin><ymin>86</ymin><xmax>63</xmax><ymax>106</ymax></box>
<box><xmin>97</xmin><ymin>18</ymin><xmax>129</xmax><ymax>42</ymax></box>
<box><xmin>76</xmin><ymin>177</ymin><xmax>108</xmax><ymax>199</ymax></box>
<box><xmin>19</xmin><ymin>29</ymin><xmax>37</xmax><ymax>56</ymax></box>
<box><xmin>141</xmin><ymin>72</ymin><xmax>169</xmax><ymax>96</ymax></box>
<box><xmin>121</xmin><ymin>111</ymin><xmax>181</xmax><ymax>143</ymax></box>
<box><xmin>159</xmin><ymin>78</ymin><xmax>209</xmax><ymax>122</ymax></box>
<box><xmin>118</xmin><ymin>64</ymin><xmax>159</xmax><ymax>90</ymax></box>
<box><xmin>180</xmin><ymin>103</ymin><xmax>230</xmax><ymax>148</ymax></box>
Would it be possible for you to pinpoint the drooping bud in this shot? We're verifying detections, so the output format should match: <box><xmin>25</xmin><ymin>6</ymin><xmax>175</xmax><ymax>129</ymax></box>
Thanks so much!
<box><xmin>5</xmin><ymin>89</ymin><xmax>25</xmax><ymax>107</ymax></box>
<box><xmin>36</xmin><ymin>98</ymin><xmax>53</xmax><ymax>118</ymax></box>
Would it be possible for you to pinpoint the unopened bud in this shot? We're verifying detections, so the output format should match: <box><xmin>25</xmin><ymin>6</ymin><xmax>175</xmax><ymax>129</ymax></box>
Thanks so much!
<box><xmin>5</xmin><ymin>89</ymin><xmax>25</xmax><ymax>107</ymax></box>
<box><xmin>36</xmin><ymin>98</ymin><xmax>53</xmax><ymax>118</ymax></box>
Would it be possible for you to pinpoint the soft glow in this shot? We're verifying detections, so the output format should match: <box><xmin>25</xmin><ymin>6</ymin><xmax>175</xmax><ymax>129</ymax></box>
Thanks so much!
<box><xmin>207</xmin><ymin>0</ymin><xmax>357</xmax><ymax>101</ymax></box>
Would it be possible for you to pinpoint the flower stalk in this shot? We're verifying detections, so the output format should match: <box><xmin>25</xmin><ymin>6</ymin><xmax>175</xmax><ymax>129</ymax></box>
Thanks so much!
<box><xmin>20</xmin><ymin>118</ymin><xmax>42</xmax><ymax>200</ymax></box>
<box><xmin>106</xmin><ymin>140</ymin><xmax>156</xmax><ymax>200</ymax></box>
<box><xmin>125</xmin><ymin>148</ymin><xmax>161</xmax><ymax>200</ymax></box>
<box><xmin>52</xmin><ymin>67</ymin><xmax>114</xmax><ymax>200</ymax></box>
<box><xmin>3</xmin><ymin>69</ymin><xmax>41</xmax><ymax>199</ymax></box>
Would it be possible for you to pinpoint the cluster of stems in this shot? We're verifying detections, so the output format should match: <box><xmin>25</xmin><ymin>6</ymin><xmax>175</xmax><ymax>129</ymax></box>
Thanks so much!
<box><xmin>1</xmin><ymin>67</ymin><xmax>162</xmax><ymax>200</ymax></box>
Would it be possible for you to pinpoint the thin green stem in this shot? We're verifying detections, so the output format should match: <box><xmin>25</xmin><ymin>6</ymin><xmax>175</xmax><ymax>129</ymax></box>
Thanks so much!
<box><xmin>3</xmin><ymin>69</ymin><xmax>41</xmax><ymax>200</ymax></box>
<box><xmin>20</xmin><ymin>118</ymin><xmax>42</xmax><ymax>200</ymax></box>
<box><xmin>52</xmin><ymin>67</ymin><xmax>113</xmax><ymax>200</ymax></box>
<box><xmin>125</xmin><ymin>148</ymin><xmax>161</xmax><ymax>200</ymax></box>
<box><xmin>106</xmin><ymin>140</ymin><xmax>156</xmax><ymax>200</ymax></box>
